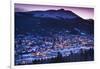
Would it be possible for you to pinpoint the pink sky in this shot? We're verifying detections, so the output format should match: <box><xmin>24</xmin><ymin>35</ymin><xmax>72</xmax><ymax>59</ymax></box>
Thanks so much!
<box><xmin>15</xmin><ymin>3</ymin><xmax>94</xmax><ymax>19</ymax></box>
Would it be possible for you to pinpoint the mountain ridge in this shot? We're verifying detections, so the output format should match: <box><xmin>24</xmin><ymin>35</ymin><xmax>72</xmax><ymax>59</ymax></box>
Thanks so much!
<box><xmin>15</xmin><ymin>9</ymin><xmax>94</xmax><ymax>35</ymax></box>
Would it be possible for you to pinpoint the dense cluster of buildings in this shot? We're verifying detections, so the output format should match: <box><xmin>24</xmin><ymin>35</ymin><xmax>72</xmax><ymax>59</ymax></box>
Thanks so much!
<box><xmin>15</xmin><ymin>33</ymin><xmax>94</xmax><ymax>65</ymax></box>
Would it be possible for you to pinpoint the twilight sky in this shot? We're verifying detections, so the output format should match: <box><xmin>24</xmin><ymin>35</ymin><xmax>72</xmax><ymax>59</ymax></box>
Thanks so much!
<box><xmin>15</xmin><ymin>3</ymin><xmax>94</xmax><ymax>19</ymax></box>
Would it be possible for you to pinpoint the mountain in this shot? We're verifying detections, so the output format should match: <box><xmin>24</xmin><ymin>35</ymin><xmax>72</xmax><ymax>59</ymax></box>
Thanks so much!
<box><xmin>30</xmin><ymin>9</ymin><xmax>82</xmax><ymax>20</ymax></box>
<box><xmin>15</xmin><ymin>9</ymin><xmax>94</xmax><ymax>35</ymax></box>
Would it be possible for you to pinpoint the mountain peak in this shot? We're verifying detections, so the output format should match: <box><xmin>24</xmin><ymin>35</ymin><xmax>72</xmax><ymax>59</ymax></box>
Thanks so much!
<box><xmin>57</xmin><ymin>9</ymin><xmax>72</xmax><ymax>12</ymax></box>
<box><xmin>58</xmin><ymin>8</ymin><xmax>65</xmax><ymax>11</ymax></box>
